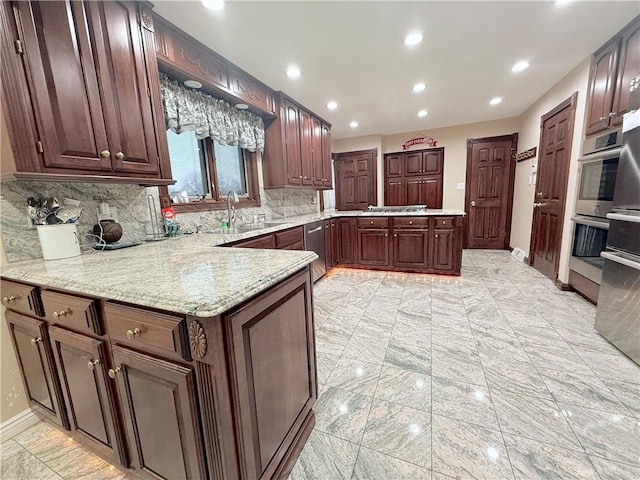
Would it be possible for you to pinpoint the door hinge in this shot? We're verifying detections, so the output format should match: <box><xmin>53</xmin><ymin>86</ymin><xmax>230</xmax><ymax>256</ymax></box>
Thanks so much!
<box><xmin>15</xmin><ymin>40</ymin><xmax>24</xmax><ymax>54</ymax></box>
<box><xmin>36</xmin><ymin>140</ymin><xmax>43</xmax><ymax>153</ymax></box>
<box><xmin>147</xmin><ymin>88</ymin><xmax>151</xmax><ymax>97</ymax></box>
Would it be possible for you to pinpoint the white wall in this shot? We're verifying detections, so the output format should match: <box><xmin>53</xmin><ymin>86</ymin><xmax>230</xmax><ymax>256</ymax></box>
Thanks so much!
<box><xmin>332</xmin><ymin>118</ymin><xmax>519</xmax><ymax>210</ymax></box>
<box><xmin>511</xmin><ymin>57</ymin><xmax>590</xmax><ymax>283</ymax></box>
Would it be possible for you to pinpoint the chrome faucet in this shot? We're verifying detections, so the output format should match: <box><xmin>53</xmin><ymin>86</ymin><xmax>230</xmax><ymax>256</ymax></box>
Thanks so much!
<box><xmin>227</xmin><ymin>190</ymin><xmax>239</xmax><ymax>227</ymax></box>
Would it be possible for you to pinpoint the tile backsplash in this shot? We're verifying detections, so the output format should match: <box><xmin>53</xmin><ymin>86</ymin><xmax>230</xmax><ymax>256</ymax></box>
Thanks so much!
<box><xmin>0</xmin><ymin>180</ymin><xmax>319</xmax><ymax>262</ymax></box>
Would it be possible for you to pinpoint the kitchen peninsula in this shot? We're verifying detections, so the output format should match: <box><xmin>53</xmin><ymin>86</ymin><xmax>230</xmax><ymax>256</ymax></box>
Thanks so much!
<box><xmin>1</xmin><ymin>241</ymin><xmax>318</xmax><ymax>480</ymax></box>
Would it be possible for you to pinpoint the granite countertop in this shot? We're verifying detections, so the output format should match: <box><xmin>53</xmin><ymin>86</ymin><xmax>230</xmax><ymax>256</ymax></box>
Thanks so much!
<box><xmin>0</xmin><ymin>208</ymin><xmax>463</xmax><ymax>317</ymax></box>
<box><xmin>0</xmin><ymin>238</ymin><xmax>317</xmax><ymax>318</ymax></box>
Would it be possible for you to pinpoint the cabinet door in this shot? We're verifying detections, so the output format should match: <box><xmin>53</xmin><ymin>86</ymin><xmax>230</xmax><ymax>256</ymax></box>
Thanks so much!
<box><xmin>357</xmin><ymin>229</ymin><xmax>390</xmax><ymax>266</ymax></box>
<box><xmin>15</xmin><ymin>1</ymin><xmax>112</xmax><ymax>171</ymax></box>
<box><xmin>585</xmin><ymin>39</ymin><xmax>620</xmax><ymax>136</ymax></box>
<box><xmin>321</xmin><ymin>123</ymin><xmax>332</xmax><ymax>187</ymax></box>
<box><xmin>612</xmin><ymin>23</ymin><xmax>640</xmax><ymax>126</ymax></box>
<box><xmin>111</xmin><ymin>346</ymin><xmax>206</xmax><ymax>480</ymax></box>
<box><xmin>224</xmin><ymin>270</ymin><xmax>315</xmax><ymax>479</ymax></box>
<box><xmin>432</xmin><ymin>229</ymin><xmax>454</xmax><ymax>271</ymax></box>
<box><xmin>324</xmin><ymin>221</ymin><xmax>334</xmax><ymax>269</ymax></box>
<box><xmin>423</xmin><ymin>150</ymin><xmax>443</xmax><ymax>175</ymax></box>
<box><xmin>49</xmin><ymin>327</ymin><xmax>123</xmax><ymax>463</ymax></box>
<box><xmin>406</xmin><ymin>178</ymin><xmax>423</xmax><ymax>205</ymax></box>
<box><xmin>91</xmin><ymin>1</ymin><xmax>159</xmax><ymax>175</ymax></box>
<box><xmin>330</xmin><ymin>220</ymin><xmax>338</xmax><ymax>267</ymax></box>
<box><xmin>392</xmin><ymin>230</ymin><xmax>428</xmax><ymax>268</ymax></box>
<box><xmin>283</xmin><ymin>100</ymin><xmax>302</xmax><ymax>185</ymax></box>
<box><xmin>299</xmin><ymin>109</ymin><xmax>314</xmax><ymax>185</ymax></box>
<box><xmin>423</xmin><ymin>177</ymin><xmax>443</xmax><ymax>209</ymax></box>
<box><xmin>311</xmin><ymin>116</ymin><xmax>324</xmax><ymax>186</ymax></box>
<box><xmin>5</xmin><ymin>311</ymin><xmax>68</xmax><ymax>428</ymax></box>
<box><xmin>385</xmin><ymin>154</ymin><xmax>403</xmax><ymax>177</ymax></box>
<box><xmin>385</xmin><ymin>179</ymin><xmax>406</xmax><ymax>206</ymax></box>
<box><xmin>405</xmin><ymin>152</ymin><xmax>423</xmax><ymax>176</ymax></box>
<box><xmin>336</xmin><ymin>218</ymin><xmax>356</xmax><ymax>264</ymax></box>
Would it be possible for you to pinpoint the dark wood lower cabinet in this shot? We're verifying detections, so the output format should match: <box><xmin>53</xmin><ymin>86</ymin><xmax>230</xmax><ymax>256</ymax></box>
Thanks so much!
<box><xmin>111</xmin><ymin>345</ymin><xmax>207</xmax><ymax>480</ymax></box>
<box><xmin>5</xmin><ymin>311</ymin><xmax>68</xmax><ymax>428</ymax></box>
<box><xmin>49</xmin><ymin>327</ymin><xmax>124</xmax><ymax>463</ymax></box>
<box><xmin>432</xmin><ymin>229</ymin><xmax>455</xmax><ymax>271</ymax></box>
<box><xmin>336</xmin><ymin>218</ymin><xmax>356</xmax><ymax>264</ymax></box>
<box><xmin>223</xmin><ymin>269</ymin><xmax>316</xmax><ymax>479</ymax></box>
<box><xmin>357</xmin><ymin>229</ymin><xmax>390</xmax><ymax>266</ymax></box>
<box><xmin>392</xmin><ymin>230</ymin><xmax>429</xmax><ymax>268</ymax></box>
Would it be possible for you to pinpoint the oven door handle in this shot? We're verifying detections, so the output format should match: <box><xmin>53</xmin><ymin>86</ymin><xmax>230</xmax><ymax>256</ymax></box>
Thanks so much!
<box><xmin>607</xmin><ymin>213</ymin><xmax>640</xmax><ymax>224</ymax></box>
<box><xmin>601</xmin><ymin>251</ymin><xmax>640</xmax><ymax>271</ymax></box>
<box><xmin>571</xmin><ymin>216</ymin><xmax>609</xmax><ymax>229</ymax></box>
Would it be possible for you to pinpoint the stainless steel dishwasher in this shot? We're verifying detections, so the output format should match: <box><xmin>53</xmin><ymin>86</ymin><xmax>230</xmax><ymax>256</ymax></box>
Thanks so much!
<box><xmin>304</xmin><ymin>221</ymin><xmax>326</xmax><ymax>282</ymax></box>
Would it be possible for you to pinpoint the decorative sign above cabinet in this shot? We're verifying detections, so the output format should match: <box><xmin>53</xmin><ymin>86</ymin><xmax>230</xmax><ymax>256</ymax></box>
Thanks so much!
<box><xmin>402</xmin><ymin>135</ymin><xmax>439</xmax><ymax>150</ymax></box>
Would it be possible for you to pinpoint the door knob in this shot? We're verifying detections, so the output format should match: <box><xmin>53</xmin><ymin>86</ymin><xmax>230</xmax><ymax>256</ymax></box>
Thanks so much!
<box><xmin>115</xmin><ymin>151</ymin><xmax>125</xmax><ymax>160</ymax></box>
<box><xmin>470</xmin><ymin>201</ymin><xmax>476</xmax><ymax>207</ymax></box>
<box><xmin>108</xmin><ymin>367</ymin><xmax>121</xmax><ymax>379</ymax></box>
<box><xmin>533</xmin><ymin>202</ymin><xmax>544</xmax><ymax>208</ymax></box>
<box><xmin>87</xmin><ymin>359</ymin><xmax>100</xmax><ymax>371</ymax></box>
<box><xmin>100</xmin><ymin>150</ymin><xmax>110</xmax><ymax>158</ymax></box>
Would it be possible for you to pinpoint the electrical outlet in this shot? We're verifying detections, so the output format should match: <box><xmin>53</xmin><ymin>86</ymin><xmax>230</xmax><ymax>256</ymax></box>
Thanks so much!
<box><xmin>456</xmin><ymin>182</ymin><xmax>465</xmax><ymax>190</ymax></box>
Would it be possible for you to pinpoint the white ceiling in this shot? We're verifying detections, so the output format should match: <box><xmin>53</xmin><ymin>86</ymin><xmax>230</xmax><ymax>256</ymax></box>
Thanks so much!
<box><xmin>153</xmin><ymin>1</ymin><xmax>639</xmax><ymax>139</ymax></box>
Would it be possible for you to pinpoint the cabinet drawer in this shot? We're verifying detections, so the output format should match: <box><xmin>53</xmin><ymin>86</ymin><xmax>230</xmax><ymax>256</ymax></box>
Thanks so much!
<box><xmin>41</xmin><ymin>290</ymin><xmax>102</xmax><ymax>335</ymax></box>
<box><xmin>357</xmin><ymin>217</ymin><xmax>389</xmax><ymax>229</ymax></box>
<box><xmin>1</xmin><ymin>279</ymin><xmax>42</xmax><ymax>317</ymax></box>
<box><xmin>105</xmin><ymin>304</ymin><xmax>188</xmax><ymax>360</ymax></box>
<box><xmin>433</xmin><ymin>217</ymin><xmax>456</xmax><ymax>229</ymax></box>
<box><xmin>393</xmin><ymin>217</ymin><xmax>430</xmax><ymax>229</ymax></box>
<box><xmin>234</xmin><ymin>234</ymin><xmax>276</xmax><ymax>249</ymax></box>
<box><xmin>276</xmin><ymin>227</ymin><xmax>304</xmax><ymax>248</ymax></box>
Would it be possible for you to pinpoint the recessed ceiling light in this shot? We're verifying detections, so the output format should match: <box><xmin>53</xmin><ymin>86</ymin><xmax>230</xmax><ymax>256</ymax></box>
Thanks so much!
<box><xmin>512</xmin><ymin>60</ymin><xmax>530</xmax><ymax>73</ymax></box>
<box><xmin>490</xmin><ymin>97</ymin><xmax>503</xmax><ymax>105</ymax></box>
<box><xmin>184</xmin><ymin>79</ymin><xmax>202</xmax><ymax>89</ymax></box>
<box><xmin>404</xmin><ymin>32</ymin><xmax>423</xmax><ymax>47</ymax></box>
<box><xmin>326</xmin><ymin>101</ymin><xmax>338</xmax><ymax>110</ymax></box>
<box><xmin>286</xmin><ymin>66</ymin><xmax>301</xmax><ymax>78</ymax></box>
<box><xmin>413</xmin><ymin>82</ymin><xmax>427</xmax><ymax>93</ymax></box>
<box><xmin>555</xmin><ymin>0</ymin><xmax>574</xmax><ymax>6</ymax></box>
<box><xmin>201</xmin><ymin>0</ymin><xmax>224</xmax><ymax>11</ymax></box>
<box><xmin>417</xmin><ymin>110</ymin><xmax>428</xmax><ymax>117</ymax></box>
<box><xmin>235</xmin><ymin>103</ymin><xmax>249</xmax><ymax>110</ymax></box>
<box><xmin>350</xmin><ymin>121</ymin><xmax>359</xmax><ymax>128</ymax></box>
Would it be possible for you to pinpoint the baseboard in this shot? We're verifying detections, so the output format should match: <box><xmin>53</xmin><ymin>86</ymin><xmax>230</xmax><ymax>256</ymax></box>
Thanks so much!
<box><xmin>554</xmin><ymin>279</ymin><xmax>572</xmax><ymax>291</ymax></box>
<box><xmin>0</xmin><ymin>408</ymin><xmax>40</xmax><ymax>441</ymax></box>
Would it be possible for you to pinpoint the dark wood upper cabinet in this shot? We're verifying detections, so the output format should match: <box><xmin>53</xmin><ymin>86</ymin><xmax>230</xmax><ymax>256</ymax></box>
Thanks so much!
<box><xmin>334</xmin><ymin>149</ymin><xmax>377</xmax><ymax>210</ymax></box>
<box><xmin>383</xmin><ymin>148</ymin><xmax>444</xmax><ymax>208</ymax></box>
<box><xmin>2</xmin><ymin>1</ymin><xmax>170</xmax><ymax>183</ymax></box>
<box><xmin>585</xmin><ymin>16</ymin><xmax>640</xmax><ymax>136</ymax></box>
<box><xmin>111</xmin><ymin>345</ymin><xmax>207</xmax><ymax>480</ymax></box>
<box><xmin>612</xmin><ymin>20</ymin><xmax>640</xmax><ymax>126</ymax></box>
<box><xmin>49</xmin><ymin>326</ymin><xmax>124</xmax><ymax>464</ymax></box>
<box><xmin>263</xmin><ymin>93</ymin><xmax>332</xmax><ymax>189</ymax></box>
<box><xmin>5</xmin><ymin>311</ymin><xmax>68</xmax><ymax>429</ymax></box>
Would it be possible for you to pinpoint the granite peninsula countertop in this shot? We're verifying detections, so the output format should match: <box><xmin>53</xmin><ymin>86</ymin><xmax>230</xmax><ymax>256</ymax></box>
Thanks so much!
<box><xmin>0</xmin><ymin>238</ymin><xmax>317</xmax><ymax>318</ymax></box>
<box><xmin>0</xmin><ymin>208</ymin><xmax>463</xmax><ymax>317</ymax></box>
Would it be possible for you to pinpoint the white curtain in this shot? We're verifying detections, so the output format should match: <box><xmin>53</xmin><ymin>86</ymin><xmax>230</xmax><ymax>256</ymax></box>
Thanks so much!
<box><xmin>159</xmin><ymin>73</ymin><xmax>265</xmax><ymax>152</ymax></box>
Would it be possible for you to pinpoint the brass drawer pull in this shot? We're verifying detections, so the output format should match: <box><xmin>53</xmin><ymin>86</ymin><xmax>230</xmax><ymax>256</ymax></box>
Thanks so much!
<box><xmin>108</xmin><ymin>366</ymin><xmax>121</xmax><ymax>379</ymax></box>
<box><xmin>87</xmin><ymin>359</ymin><xmax>100</xmax><ymax>371</ymax></box>
<box><xmin>3</xmin><ymin>296</ymin><xmax>16</xmax><ymax>303</ymax></box>
<box><xmin>126</xmin><ymin>328</ymin><xmax>141</xmax><ymax>340</ymax></box>
<box><xmin>30</xmin><ymin>336</ymin><xmax>42</xmax><ymax>346</ymax></box>
<box><xmin>115</xmin><ymin>151</ymin><xmax>125</xmax><ymax>160</ymax></box>
<box><xmin>53</xmin><ymin>308</ymin><xmax>72</xmax><ymax>319</ymax></box>
<box><xmin>100</xmin><ymin>149</ymin><xmax>110</xmax><ymax>158</ymax></box>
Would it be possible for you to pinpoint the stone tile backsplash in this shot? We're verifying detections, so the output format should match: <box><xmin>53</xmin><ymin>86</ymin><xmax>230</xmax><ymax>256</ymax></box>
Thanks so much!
<box><xmin>0</xmin><ymin>181</ymin><xmax>319</xmax><ymax>262</ymax></box>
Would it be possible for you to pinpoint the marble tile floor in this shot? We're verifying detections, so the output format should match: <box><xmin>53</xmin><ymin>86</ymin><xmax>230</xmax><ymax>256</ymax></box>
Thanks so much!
<box><xmin>1</xmin><ymin>250</ymin><xmax>639</xmax><ymax>480</ymax></box>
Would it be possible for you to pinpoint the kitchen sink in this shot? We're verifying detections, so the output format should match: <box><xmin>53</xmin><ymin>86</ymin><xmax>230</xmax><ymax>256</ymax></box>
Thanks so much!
<box><xmin>237</xmin><ymin>222</ymin><xmax>284</xmax><ymax>231</ymax></box>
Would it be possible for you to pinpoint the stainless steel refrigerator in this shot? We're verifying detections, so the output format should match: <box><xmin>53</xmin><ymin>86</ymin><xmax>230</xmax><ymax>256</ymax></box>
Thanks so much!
<box><xmin>594</xmin><ymin>75</ymin><xmax>640</xmax><ymax>365</ymax></box>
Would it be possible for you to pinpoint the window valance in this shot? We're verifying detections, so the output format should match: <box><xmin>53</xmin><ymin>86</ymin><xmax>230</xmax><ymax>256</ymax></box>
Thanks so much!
<box><xmin>159</xmin><ymin>73</ymin><xmax>265</xmax><ymax>153</ymax></box>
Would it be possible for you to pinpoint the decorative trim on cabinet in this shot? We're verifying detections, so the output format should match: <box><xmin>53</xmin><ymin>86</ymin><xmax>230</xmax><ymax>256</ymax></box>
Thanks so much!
<box><xmin>189</xmin><ymin>320</ymin><xmax>207</xmax><ymax>358</ymax></box>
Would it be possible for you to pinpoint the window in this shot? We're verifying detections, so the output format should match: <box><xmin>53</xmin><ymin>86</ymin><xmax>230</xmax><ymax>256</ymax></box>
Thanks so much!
<box><xmin>164</xmin><ymin>130</ymin><xmax>259</xmax><ymax>211</ymax></box>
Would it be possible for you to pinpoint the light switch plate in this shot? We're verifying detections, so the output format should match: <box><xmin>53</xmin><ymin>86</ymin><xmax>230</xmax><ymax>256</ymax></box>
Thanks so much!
<box><xmin>456</xmin><ymin>182</ymin><xmax>465</xmax><ymax>190</ymax></box>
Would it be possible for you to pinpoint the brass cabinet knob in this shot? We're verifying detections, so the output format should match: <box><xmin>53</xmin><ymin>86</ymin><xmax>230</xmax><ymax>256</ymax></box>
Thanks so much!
<box><xmin>100</xmin><ymin>150</ymin><xmax>110</xmax><ymax>158</ymax></box>
<box><xmin>442</xmin><ymin>220</ymin><xmax>446</xmax><ymax>224</ymax></box>
<box><xmin>53</xmin><ymin>309</ymin><xmax>71</xmax><ymax>319</ymax></box>
<box><xmin>609</xmin><ymin>112</ymin><xmax>615</xmax><ymax>117</ymax></box>
<box><xmin>370</xmin><ymin>220</ymin><xmax>374</xmax><ymax>225</ymax></box>
<box><xmin>108</xmin><ymin>367</ymin><xmax>121</xmax><ymax>379</ymax></box>
<box><xmin>3</xmin><ymin>295</ymin><xmax>16</xmax><ymax>303</ymax></box>
<box><xmin>115</xmin><ymin>151</ymin><xmax>125</xmax><ymax>160</ymax></box>
<box><xmin>435</xmin><ymin>234</ymin><xmax>439</xmax><ymax>238</ymax></box>
<box><xmin>384</xmin><ymin>233</ymin><xmax>388</xmax><ymax>237</ymax></box>
<box><xmin>470</xmin><ymin>201</ymin><xmax>476</xmax><ymax>207</ymax></box>
<box><xmin>393</xmin><ymin>233</ymin><xmax>397</xmax><ymax>237</ymax></box>
<box><xmin>87</xmin><ymin>359</ymin><xmax>100</xmax><ymax>371</ymax></box>
<box><xmin>409</xmin><ymin>220</ymin><xmax>413</xmax><ymax>225</ymax></box>
<box><xmin>30</xmin><ymin>336</ymin><xmax>42</xmax><ymax>346</ymax></box>
<box><xmin>599</xmin><ymin>116</ymin><xmax>605</xmax><ymax>121</ymax></box>
<box><xmin>126</xmin><ymin>328</ymin><xmax>141</xmax><ymax>340</ymax></box>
